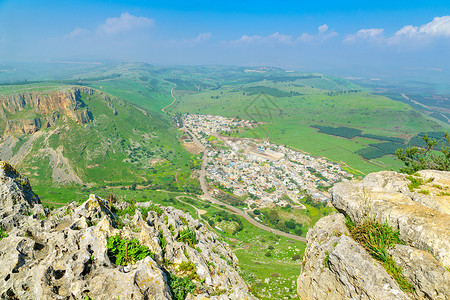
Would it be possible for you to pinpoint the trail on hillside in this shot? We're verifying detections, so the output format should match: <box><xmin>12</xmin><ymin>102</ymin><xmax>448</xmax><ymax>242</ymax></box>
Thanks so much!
<box><xmin>161</xmin><ymin>83</ymin><xmax>177</xmax><ymax>114</ymax></box>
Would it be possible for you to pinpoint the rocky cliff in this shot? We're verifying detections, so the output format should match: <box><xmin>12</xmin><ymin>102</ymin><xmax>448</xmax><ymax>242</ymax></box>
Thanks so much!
<box><xmin>0</xmin><ymin>87</ymin><xmax>93</xmax><ymax>135</ymax></box>
<box><xmin>298</xmin><ymin>170</ymin><xmax>450</xmax><ymax>300</ymax></box>
<box><xmin>0</xmin><ymin>161</ymin><xmax>255</xmax><ymax>300</ymax></box>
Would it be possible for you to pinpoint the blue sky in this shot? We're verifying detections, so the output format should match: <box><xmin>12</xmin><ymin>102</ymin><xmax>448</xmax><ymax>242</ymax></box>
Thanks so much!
<box><xmin>1</xmin><ymin>0</ymin><xmax>450</xmax><ymax>78</ymax></box>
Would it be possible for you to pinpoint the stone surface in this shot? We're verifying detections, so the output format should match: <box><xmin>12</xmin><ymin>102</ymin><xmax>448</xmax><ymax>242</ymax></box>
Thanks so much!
<box><xmin>0</xmin><ymin>161</ymin><xmax>256</xmax><ymax>300</ymax></box>
<box><xmin>331</xmin><ymin>170</ymin><xmax>450</xmax><ymax>266</ymax></box>
<box><xmin>297</xmin><ymin>213</ymin><xmax>410</xmax><ymax>300</ymax></box>
<box><xmin>299</xmin><ymin>170</ymin><xmax>450</xmax><ymax>300</ymax></box>
<box><xmin>0</xmin><ymin>88</ymin><xmax>92</xmax><ymax>136</ymax></box>
<box><xmin>389</xmin><ymin>245</ymin><xmax>450</xmax><ymax>300</ymax></box>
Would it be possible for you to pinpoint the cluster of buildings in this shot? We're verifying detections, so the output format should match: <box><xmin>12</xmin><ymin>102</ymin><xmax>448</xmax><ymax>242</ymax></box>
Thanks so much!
<box><xmin>183</xmin><ymin>114</ymin><xmax>352</xmax><ymax>208</ymax></box>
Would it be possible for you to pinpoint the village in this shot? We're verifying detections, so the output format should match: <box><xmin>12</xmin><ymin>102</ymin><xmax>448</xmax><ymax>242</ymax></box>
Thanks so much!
<box><xmin>182</xmin><ymin>114</ymin><xmax>352</xmax><ymax>208</ymax></box>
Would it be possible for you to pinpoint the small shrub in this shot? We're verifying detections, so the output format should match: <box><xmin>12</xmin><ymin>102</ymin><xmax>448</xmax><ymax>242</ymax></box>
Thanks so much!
<box><xmin>264</xmin><ymin>251</ymin><xmax>272</xmax><ymax>257</ymax></box>
<box><xmin>295</xmin><ymin>228</ymin><xmax>303</xmax><ymax>236</ymax></box>
<box><xmin>418</xmin><ymin>189</ymin><xmax>430</xmax><ymax>195</ymax></box>
<box><xmin>159</xmin><ymin>230</ymin><xmax>167</xmax><ymax>250</ymax></box>
<box><xmin>179</xmin><ymin>260</ymin><xmax>195</xmax><ymax>272</ymax></box>
<box><xmin>406</xmin><ymin>176</ymin><xmax>423</xmax><ymax>191</ymax></box>
<box><xmin>292</xmin><ymin>254</ymin><xmax>301</xmax><ymax>261</ymax></box>
<box><xmin>323</xmin><ymin>251</ymin><xmax>330</xmax><ymax>267</ymax></box>
<box><xmin>177</xmin><ymin>228</ymin><xmax>197</xmax><ymax>247</ymax></box>
<box><xmin>346</xmin><ymin>216</ymin><xmax>414</xmax><ymax>292</ymax></box>
<box><xmin>107</xmin><ymin>234</ymin><xmax>155</xmax><ymax>266</ymax></box>
<box><xmin>0</xmin><ymin>228</ymin><xmax>8</xmax><ymax>241</ymax></box>
<box><xmin>179</xmin><ymin>216</ymin><xmax>189</xmax><ymax>225</ymax></box>
<box><xmin>168</xmin><ymin>273</ymin><xmax>196</xmax><ymax>300</ymax></box>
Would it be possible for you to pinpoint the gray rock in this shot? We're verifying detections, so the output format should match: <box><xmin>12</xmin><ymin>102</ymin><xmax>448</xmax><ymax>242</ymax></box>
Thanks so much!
<box><xmin>389</xmin><ymin>245</ymin><xmax>450</xmax><ymax>300</ymax></box>
<box><xmin>0</xmin><ymin>160</ymin><xmax>256</xmax><ymax>300</ymax></box>
<box><xmin>331</xmin><ymin>170</ymin><xmax>450</xmax><ymax>266</ymax></box>
<box><xmin>297</xmin><ymin>213</ymin><xmax>411</xmax><ymax>300</ymax></box>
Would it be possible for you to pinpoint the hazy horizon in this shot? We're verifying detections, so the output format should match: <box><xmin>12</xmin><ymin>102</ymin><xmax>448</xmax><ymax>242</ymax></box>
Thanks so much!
<box><xmin>1</xmin><ymin>0</ymin><xmax>450</xmax><ymax>86</ymax></box>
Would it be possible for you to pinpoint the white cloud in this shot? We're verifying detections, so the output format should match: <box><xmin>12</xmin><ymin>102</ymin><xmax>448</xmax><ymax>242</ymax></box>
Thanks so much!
<box><xmin>230</xmin><ymin>32</ymin><xmax>293</xmax><ymax>45</ymax></box>
<box><xmin>67</xmin><ymin>27</ymin><xmax>90</xmax><ymax>38</ymax></box>
<box><xmin>393</xmin><ymin>16</ymin><xmax>450</xmax><ymax>42</ymax></box>
<box><xmin>192</xmin><ymin>32</ymin><xmax>211</xmax><ymax>43</ymax></box>
<box><xmin>229</xmin><ymin>25</ymin><xmax>337</xmax><ymax>46</ymax></box>
<box><xmin>318</xmin><ymin>24</ymin><xmax>329</xmax><ymax>34</ymax></box>
<box><xmin>297</xmin><ymin>24</ymin><xmax>338</xmax><ymax>43</ymax></box>
<box><xmin>344</xmin><ymin>28</ymin><xmax>384</xmax><ymax>43</ymax></box>
<box><xmin>345</xmin><ymin>16</ymin><xmax>450</xmax><ymax>45</ymax></box>
<box><xmin>97</xmin><ymin>12</ymin><xmax>154</xmax><ymax>35</ymax></box>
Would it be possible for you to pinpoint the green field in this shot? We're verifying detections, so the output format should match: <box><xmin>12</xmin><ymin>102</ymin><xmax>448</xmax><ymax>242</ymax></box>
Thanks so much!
<box><xmin>170</xmin><ymin>76</ymin><xmax>449</xmax><ymax>174</ymax></box>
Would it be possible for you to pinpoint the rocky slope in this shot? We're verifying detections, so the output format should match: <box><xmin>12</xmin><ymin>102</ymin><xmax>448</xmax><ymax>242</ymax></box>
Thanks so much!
<box><xmin>0</xmin><ymin>161</ymin><xmax>255</xmax><ymax>300</ymax></box>
<box><xmin>0</xmin><ymin>84</ymin><xmax>193</xmax><ymax>188</ymax></box>
<box><xmin>298</xmin><ymin>170</ymin><xmax>450</xmax><ymax>300</ymax></box>
<box><xmin>0</xmin><ymin>87</ymin><xmax>93</xmax><ymax>135</ymax></box>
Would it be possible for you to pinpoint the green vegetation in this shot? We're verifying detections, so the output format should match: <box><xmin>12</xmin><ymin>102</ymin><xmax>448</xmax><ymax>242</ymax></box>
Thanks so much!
<box><xmin>106</xmin><ymin>234</ymin><xmax>155</xmax><ymax>266</ymax></box>
<box><xmin>177</xmin><ymin>228</ymin><xmax>197</xmax><ymax>247</ymax></box>
<box><xmin>168</xmin><ymin>273</ymin><xmax>197</xmax><ymax>300</ymax></box>
<box><xmin>396</xmin><ymin>133</ymin><xmax>450</xmax><ymax>174</ymax></box>
<box><xmin>406</xmin><ymin>176</ymin><xmax>424</xmax><ymax>191</ymax></box>
<box><xmin>203</xmin><ymin>210</ymin><xmax>243</xmax><ymax>235</ymax></box>
<box><xmin>345</xmin><ymin>216</ymin><xmax>414</xmax><ymax>292</ymax></box>
<box><xmin>169</xmin><ymin>70</ymin><xmax>449</xmax><ymax>174</ymax></box>
<box><xmin>0</xmin><ymin>228</ymin><xmax>8</xmax><ymax>241</ymax></box>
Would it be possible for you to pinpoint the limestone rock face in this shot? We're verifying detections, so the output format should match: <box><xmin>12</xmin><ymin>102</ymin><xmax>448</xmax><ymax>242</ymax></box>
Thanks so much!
<box><xmin>0</xmin><ymin>87</ymin><xmax>93</xmax><ymax>135</ymax></box>
<box><xmin>298</xmin><ymin>170</ymin><xmax>450</xmax><ymax>300</ymax></box>
<box><xmin>331</xmin><ymin>170</ymin><xmax>450</xmax><ymax>266</ymax></box>
<box><xmin>388</xmin><ymin>245</ymin><xmax>450</xmax><ymax>300</ymax></box>
<box><xmin>297</xmin><ymin>213</ymin><xmax>410</xmax><ymax>300</ymax></box>
<box><xmin>0</xmin><ymin>161</ymin><xmax>256</xmax><ymax>300</ymax></box>
<box><xmin>0</xmin><ymin>161</ymin><xmax>40</xmax><ymax>208</ymax></box>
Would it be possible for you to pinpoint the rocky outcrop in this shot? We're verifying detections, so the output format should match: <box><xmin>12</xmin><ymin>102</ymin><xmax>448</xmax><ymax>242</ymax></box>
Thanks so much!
<box><xmin>298</xmin><ymin>170</ymin><xmax>450</xmax><ymax>300</ymax></box>
<box><xmin>297</xmin><ymin>214</ymin><xmax>410</xmax><ymax>300</ymax></box>
<box><xmin>0</xmin><ymin>161</ymin><xmax>255</xmax><ymax>300</ymax></box>
<box><xmin>332</xmin><ymin>171</ymin><xmax>450</xmax><ymax>267</ymax></box>
<box><xmin>0</xmin><ymin>87</ymin><xmax>93</xmax><ymax>135</ymax></box>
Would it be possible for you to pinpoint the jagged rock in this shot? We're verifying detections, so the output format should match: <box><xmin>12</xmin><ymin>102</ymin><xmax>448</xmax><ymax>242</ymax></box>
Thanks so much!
<box><xmin>331</xmin><ymin>170</ymin><xmax>450</xmax><ymax>266</ymax></box>
<box><xmin>388</xmin><ymin>245</ymin><xmax>450</xmax><ymax>300</ymax></box>
<box><xmin>298</xmin><ymin>170</ymin><xmax>450</xmax><ymax>299</ymax></box>
<box><xmin>0</xmin><ymin>161</ymin><xmax>256</xmax><ymax>300</ymax></box>
<box><xmin>297</xmin><ymin>213</ymin><xmax>410</xmax><ymax>300</ymax></box>
<box><xmin>0</xmin><ymin>161</ymin><xmax>40</xmax><ymax>208</ymax></box>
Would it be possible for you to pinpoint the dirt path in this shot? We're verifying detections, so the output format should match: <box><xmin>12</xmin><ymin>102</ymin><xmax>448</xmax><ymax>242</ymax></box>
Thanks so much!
<box><xmin>401</xmin><ymin>93</ymin><xmax>428</xmax><ymax>109</ymax></box>
<box><xmin>161</xmin><ymin>84</ymin><xmax>177</xmax><ymax>114</ymax></box>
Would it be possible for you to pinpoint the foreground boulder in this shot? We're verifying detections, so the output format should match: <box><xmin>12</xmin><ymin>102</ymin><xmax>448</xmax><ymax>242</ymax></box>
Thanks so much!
<box><xmin>297</xmin><ymin>214</ymin><xmax>410</xmax><ymax>300</ymax></box>
<box><xmin>298</xmin><ymin>170</ymin><xmax>450</xmax><ymax>300</ymax></box>
<box><xmin>0</xmin><ymin>161</ymin><xmax>255</xmax><ymax>300</ymax></box>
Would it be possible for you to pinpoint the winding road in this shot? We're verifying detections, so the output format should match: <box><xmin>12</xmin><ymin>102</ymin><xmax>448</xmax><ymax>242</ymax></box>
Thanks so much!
<box><xmin>161</xmin><ymin>84</ymin><xmax>177</xmax><ymax>114</ymax></box>
<box><xmin>184</xmin><ymin>126</ymin><xmax>307</xmax><ymax>243</ymax></box>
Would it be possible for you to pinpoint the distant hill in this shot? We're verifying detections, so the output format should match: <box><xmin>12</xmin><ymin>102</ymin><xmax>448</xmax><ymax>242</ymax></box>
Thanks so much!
<box><xmin>0</xmin><ymin>84</ymin><xmax>197</xmax><ymax>192</ymax></box>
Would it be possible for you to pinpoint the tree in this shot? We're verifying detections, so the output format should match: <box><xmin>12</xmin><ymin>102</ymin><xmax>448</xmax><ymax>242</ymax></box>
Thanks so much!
<box><xmin>395</xmin><ymin>133</ymin><xmax>450</xmax><ymax>174</ymax></box>
<box><xmin>285</xmin><ymin>218</ymin><xmax>297</xmax><ymax>229</ymax></box>
<box><xmin>295</xmin><ymin>228</ymin><xmax>303</xmax><ymax>236</ymax></box>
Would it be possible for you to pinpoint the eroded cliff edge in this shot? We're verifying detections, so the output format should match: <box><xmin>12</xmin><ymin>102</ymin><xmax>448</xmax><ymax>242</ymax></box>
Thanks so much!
<box><xmin>298</xmin><ymin>170</ymin><xmax>450</xmax><ymax>300</ymax></box>
<box><xmin>0</xmin><ymin>87</ymin><xmax>95</xmax><ymax>135</ymax></box>
<box><xmin>0</xmin><ymin>161</ymin><xmax>256</xmax><ymax>300</ymax></box>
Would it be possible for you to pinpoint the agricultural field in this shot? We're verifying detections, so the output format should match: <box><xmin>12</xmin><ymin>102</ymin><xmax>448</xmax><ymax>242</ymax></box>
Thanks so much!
<box><xmin>170</xmin><ymin>74</ymin><xmax>450</xmax><ymax>175</ymax></box>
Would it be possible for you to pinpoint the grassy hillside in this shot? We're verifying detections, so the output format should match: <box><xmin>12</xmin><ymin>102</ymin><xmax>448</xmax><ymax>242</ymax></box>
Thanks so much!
<box><xmin>169</xmin><ymin>73</ymin><xmax>449</xmax><ymax>174</ymax></box>
<box><xmin>0</xmin><ymin>84</ymin><xmax>199</xmax><ymax>200</ymax></box>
